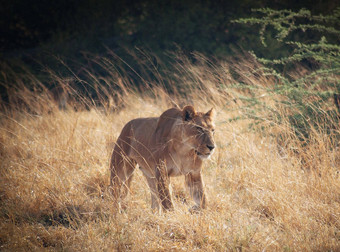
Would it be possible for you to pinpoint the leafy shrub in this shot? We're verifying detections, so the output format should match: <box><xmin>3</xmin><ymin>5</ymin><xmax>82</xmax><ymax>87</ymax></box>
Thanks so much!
<box><xmin>234</xmin><ymin>8</ymin><xmax>340</xmax><ymax>141</ymax></box>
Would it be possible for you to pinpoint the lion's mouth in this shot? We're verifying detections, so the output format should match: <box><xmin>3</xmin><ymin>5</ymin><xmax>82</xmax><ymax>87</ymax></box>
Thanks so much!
<box><xmin>195</xmin><ymin>150</ymin><xmax>211</xmax><ymax>159</ymax></box>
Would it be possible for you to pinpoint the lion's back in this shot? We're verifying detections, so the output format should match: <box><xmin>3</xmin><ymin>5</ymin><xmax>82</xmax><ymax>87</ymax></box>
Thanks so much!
<box><xmin>129</xmin><ymin>117</ymin><xmax>158</xmax><ymax>141</ymax></box>
<box><xmin>114</xmin><ymin>107</ymin><xmax>183</xmax><ymax>165</ymax></box>
<box><xmin>115</xmin><ymin>117</ymin><xmax>157</xmax><ymax>157</ymax></box>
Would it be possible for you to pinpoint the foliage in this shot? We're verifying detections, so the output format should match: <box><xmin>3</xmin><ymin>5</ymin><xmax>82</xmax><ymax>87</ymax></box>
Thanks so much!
<box><xmin>2</xmin><ymin>0</ymin><xmax>337</xmax><ymax>55</ymax></box>
<box><xmin>1</xmin><ymin>5</ymin><xmax>339</xmax><ymax>251</ymax></box>
<box><xmin>1</xmin><ymin>11</ymin><xmax>339</xmax><ymax>248</ymax></box>
<box><xmin>234</xmin><ymin>8</ymin><xmax>340</xmax><ymax>141</ymax></box>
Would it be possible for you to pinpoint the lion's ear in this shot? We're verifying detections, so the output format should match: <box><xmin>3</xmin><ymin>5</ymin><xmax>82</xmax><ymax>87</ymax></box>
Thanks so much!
<box><xmin>205</xmin><ymin>108</ymin><xmax>214</xmax><ymax>118</ymax></box>
<box><xmin>182</xmin><ymin>105</ymin><xmax>196</xmax><ymax>121</ymax></box>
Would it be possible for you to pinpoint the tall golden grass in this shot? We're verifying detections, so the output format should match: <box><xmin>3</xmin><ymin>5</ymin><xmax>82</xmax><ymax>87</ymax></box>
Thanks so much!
<box><xmin>0</xmin><ymin>53</ymin><xmax>339</xmax><ymax>251</ymax></box>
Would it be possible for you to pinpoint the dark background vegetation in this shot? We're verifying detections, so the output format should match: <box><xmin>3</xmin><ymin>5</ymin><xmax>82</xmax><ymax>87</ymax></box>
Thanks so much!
<box><xmin>0</xmin><ymin>0</ymin><xmax>339</xmax><ymax>104</ymax></box>
<box><xmin>1</xmin><ymin>0</ymin><xmax>338</xmax><ymax>58</ymax></box>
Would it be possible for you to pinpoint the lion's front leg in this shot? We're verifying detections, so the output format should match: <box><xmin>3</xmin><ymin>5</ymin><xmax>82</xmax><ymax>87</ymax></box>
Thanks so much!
<box><xmin>155</xmin><ymin>165</ymin><xmax>173</xmax><ymax>211</ymax></box>
<box><xmin>185</xmin><ymin>172</ymin><xmax>206</xmax><ymax>212</ymax></box>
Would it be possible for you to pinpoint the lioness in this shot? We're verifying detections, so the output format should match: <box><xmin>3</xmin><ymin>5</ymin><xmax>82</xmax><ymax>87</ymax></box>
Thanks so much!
<box><xmin>110</xmin><ymin>105</ymin><xmax>215</xmax><ymax>212</ymax></box>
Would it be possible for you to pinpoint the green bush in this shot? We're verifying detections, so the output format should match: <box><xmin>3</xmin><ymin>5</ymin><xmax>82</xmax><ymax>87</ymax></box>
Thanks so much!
<box><xmin>234</xmin><ymin>8</ymin><xmax>340</xmax><ymax>141</ymax></box>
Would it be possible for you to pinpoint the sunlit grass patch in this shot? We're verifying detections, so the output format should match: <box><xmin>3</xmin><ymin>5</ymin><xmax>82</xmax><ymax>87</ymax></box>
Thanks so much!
<box><xmin>0</xmin><ymin>53</ymin><xmax>339</xmax><ymax>251</ymax></box>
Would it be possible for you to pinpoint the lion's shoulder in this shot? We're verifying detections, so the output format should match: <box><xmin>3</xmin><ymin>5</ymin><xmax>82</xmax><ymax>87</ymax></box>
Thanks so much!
<box><xmin>154</xmin><ymin>107</ymin><xmax>182</xmax><ymax>142</ymax></box>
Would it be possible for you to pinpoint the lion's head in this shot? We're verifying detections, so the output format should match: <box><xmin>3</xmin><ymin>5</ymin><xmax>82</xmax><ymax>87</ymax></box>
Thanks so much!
<box><xmin>180</xmin><ymin>105</ymin><xmax>216</xmax><ymax>159</ymax></box>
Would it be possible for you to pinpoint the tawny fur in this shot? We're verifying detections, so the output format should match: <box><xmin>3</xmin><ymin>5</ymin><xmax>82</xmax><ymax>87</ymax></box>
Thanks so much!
<box><xmin>110</xmin><ymin>105</ymin><xmax>215</xmax><ymax>211</ymax></box>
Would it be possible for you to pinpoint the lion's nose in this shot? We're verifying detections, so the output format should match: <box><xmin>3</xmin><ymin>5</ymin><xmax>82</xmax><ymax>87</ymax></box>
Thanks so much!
<box><xmin>207</xmin><ymin>145</ymin><xmax>215</xmax><ymax>151</ymax></box>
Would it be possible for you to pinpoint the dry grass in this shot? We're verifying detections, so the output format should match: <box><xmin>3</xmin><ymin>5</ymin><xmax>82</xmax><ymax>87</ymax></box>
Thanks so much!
<box><xmin>0</xmin><ymin>55</ymin><xmax>339</xmax><ymax>251</ymax></box>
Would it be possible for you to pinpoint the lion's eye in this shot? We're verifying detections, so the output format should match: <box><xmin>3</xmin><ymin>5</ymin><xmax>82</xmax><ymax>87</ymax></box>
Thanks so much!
<box><xmin>196</xmin><ymin>126</ymin><xmax>204</xmax><ymax>133</ymax></box>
